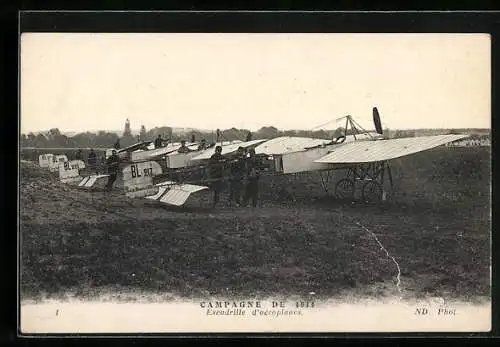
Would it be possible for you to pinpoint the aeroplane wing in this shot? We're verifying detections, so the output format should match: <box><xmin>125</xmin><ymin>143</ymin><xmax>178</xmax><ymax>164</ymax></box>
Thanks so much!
<box><xmin>157</xmin><ymin>184</ymin><xmax>209</xmax><ymax>206</ymax></box>
<box><xmin>144</xmin><ymin>181</ymin><xmax>209</xmax><ymax>206</ymax></box>
<box><xmin>117</xmin><ymin>141</ymin><xmax>153</xmax><ymax>153</ymax></box>
<box><xmin>255</xmin><ymin>136</ymin><xmax>332</xmax><ymax>155</ymax></box>
<box><xmin>131</xmin><ymin>142</ymin><xmax>200</xmax><ymax>162</ymax></box>
<box><xmin>191</xmin><ymin>139</ymin><xmax>268</xmax><ymax>161</ymax></box>
<box><xmin>314</xmin><ymin>134</ymin><xmax>469</xmax><ymax>164</ymax></box>
<box><xmin>78</xmin><ymin>174</ymin><xmax>110</xmax><ymax>188</ymax></box>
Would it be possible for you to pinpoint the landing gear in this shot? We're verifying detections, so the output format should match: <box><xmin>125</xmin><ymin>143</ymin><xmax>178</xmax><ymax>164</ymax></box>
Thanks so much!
<box><xmin>332</xmin><ymin>161</ymin><xmax>393</xmax><ymax>204</ymax></box>
<box><xmin>335</xmin><ymin>178</ymin><xmax>355</xmax><ymax>200</ymax></box>
<box><xmin>361</xmin><ymin>180</ymin><xmax>383</xmax><ymax>204</ymax></box>
<box><xmin>319</xmin><ymin>169</ymin><xmax>355</xmax><ymax>200</ymax></box>
<box><xmin>319</xmin><ymin>170</ymin><xmax>334</xmax><ymax>193</ymax></box>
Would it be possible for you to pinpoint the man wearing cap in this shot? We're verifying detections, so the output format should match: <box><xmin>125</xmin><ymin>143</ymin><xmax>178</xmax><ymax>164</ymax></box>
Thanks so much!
<box><xmin>197</xmin><ymin>139</ymin><xmax>208</xmax><ymax>151</ymax></box>
<box><xmin>242</xmin><ymin>148</ymin><xmax>261</xmax><ymax>207</ymax></box>
<box><xmin>105</xmin><ymin>150</ymin><xmax>120</xmax><ymax>190</ymax></box>
<box><xmin>154</xmin><ymin>134</ymin><xmax>164</xmax><ymax>149</ymax></box>
<box><xmin>178</xmin><ymin>140</ymin><xmax>192</xmax><ymax>153</ymax></box>
<box><xmin>75</xmin><ymin>149</ymin><xmax>83</xmax><ymax>160</ymax></box>
<box><xmin>228</xmin><ymin>146</ymin><xmax>247</xmax><ymax>206</ymax></box>
<box><xmin>209</xmin><ymin>145</ymin><xmax>226</xmax><ymax>207</ymax></box>
<box><xmin>87</xmin><ymin>148</ymin><xmax>98</xmax><ymax>175</ymax></box>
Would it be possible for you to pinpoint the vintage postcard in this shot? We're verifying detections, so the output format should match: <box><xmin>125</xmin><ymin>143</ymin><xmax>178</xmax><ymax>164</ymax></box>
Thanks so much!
<box><xmin>19</xmin><ymin>32</ymin><xmax>491</xmax><ymax>334</ymax></box>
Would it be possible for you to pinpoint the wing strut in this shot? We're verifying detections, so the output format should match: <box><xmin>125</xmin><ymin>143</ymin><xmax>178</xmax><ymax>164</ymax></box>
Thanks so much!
<box><xmin>319</xmin><ymin>170</ymin><xmax>334</xmax><ymax>193</ymax></box>
<box><xmin>337</xmin><ymin>114</ymin><xmax>376</xmax><ymax>140</ymax></box>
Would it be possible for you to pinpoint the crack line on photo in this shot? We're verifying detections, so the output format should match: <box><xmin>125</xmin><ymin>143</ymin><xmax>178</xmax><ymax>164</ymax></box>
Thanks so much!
<box><xmin>355</xmin><ymin>221</ymin><xmax>402</xmax><ymax>295</ymax></box>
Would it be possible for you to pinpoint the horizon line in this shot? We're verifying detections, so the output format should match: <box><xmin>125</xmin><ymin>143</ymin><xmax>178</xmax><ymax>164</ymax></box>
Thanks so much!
<box><xmin>21</xmin><ymin>126</ymin><xmax>492</xmax><ymax>135</ymax></box>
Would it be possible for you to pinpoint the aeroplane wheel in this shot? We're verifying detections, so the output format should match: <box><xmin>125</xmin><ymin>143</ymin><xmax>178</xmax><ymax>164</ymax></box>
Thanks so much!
<box><xmin>362</xmin><ymin>181</ymin><xmax>383</xmax><ymax>204</ymax></box>
<box><xmin>334</xmin><ymin>178</ymin><xmax>355</xmax><ymax>201</ymax></box>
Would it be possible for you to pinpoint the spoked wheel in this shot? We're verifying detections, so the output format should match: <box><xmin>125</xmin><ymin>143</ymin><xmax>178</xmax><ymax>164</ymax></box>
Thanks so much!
<box><xmin>361</xmin><ymin>180</ymin><xmax>383</xmax><ymax>204</ymax></box>
<box><xmin>335</xmin><ymin>178</ymin><xmax>355</xmax><ymax>200</ymax></box>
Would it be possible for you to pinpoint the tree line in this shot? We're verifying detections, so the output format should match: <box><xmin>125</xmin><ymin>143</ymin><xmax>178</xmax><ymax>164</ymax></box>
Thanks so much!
<box><xmin>20</xmin><ymin>118</ymin><xmax>487</xmax><ymax>149</ymax></box>
<box><xmin>20</xmin><ymin>125</ymin><xmax>348</xmax><ymax>149</ymax></box>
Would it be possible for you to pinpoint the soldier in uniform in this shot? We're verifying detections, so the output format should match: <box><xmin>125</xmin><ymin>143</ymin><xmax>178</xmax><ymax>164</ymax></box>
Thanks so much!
<box><xmin>154</xmin><ymin>134</ymin><xmax>164</xmax><ymax>149</ymax></box>
<box><xmin>209</xmin><ymin>145</ymin><xmax>225</xmax><ymax>207</ymax></box>
<box><xmin>87</xmin><ymin>148</ymin><xmax>98</xmax><ymax>175</ymax></box>
<box><xmin>228</xmin><ymin>146</ymin><xmax>247</xmax><ymax>206</ymax></box>
<box><xmin>197</xmin><ymin>139</ymin><xmax>208</xmax><ymax>151</ymax></box>
<box><xmin>105</xmin><ymin>150</ymin><xmax>120</xmax><ymax>190</ymax></box>
<box><xmin>178</xmin><ymin>140</ymin><xmax>192</xmax><ymax>153</ymax></box>
<box><xmin>75</xmin><ymin>149</ymin><xmax>83</xmax><ymax>160</ymax></box>
<box><xmin>242</xmin><ymin>148</ymin><xmax>260</xmax><ymax>207</ymax></box>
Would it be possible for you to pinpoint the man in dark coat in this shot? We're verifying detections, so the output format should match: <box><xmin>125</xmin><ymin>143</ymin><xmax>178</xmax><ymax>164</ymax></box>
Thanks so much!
<box><xmin>114</xmin><ymin>139</ymin><xmax>121</xmax><ymax>150</ymax></box>
<box><xmin>228</xmin><ymin>146</ymin><xmax>247</xmax><ymax>206</ymax></box>
<box><xmin>242</xmin><ymin>148</ymin><xmax>260</xmax><ymax>207</ymax></box>
<box><xmin>75</xmin><ymin>149</ymin><xmax>83</xmax><ymax>160</ymax></box>
<box><xmin>87</xmin><ymin>148</ymin><xmax>98</xmax><ymax>174</ymax></box>
<box><xmin>154</xmin><ymin>134</ymin><xmax>163</xmax><ymax>149</ymax></box>
<box><xmin>209</xmin><ymin>145</ymin><xmax>225</xmax><ymax>207</ymax></box>
<box><xmin>197</xmin><ymin>139</ymin><xmax>208</xmax><ymax>151</ymax></box>
<box><xmin>177</xmin><ymin>140</ymin><xmax>192</xmax><ymax>153</ymax></box>
<box><xmin>105</xmin><ymin>150</ymin><xmax>120</xmax><ymax>190</ymax></box>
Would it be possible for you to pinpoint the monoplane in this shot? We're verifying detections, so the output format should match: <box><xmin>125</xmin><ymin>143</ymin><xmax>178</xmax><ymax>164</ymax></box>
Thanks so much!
<box><xmin>46</xmin><ymin>106</ymin><xmax>468</xmax><ymax>206</ymax></box>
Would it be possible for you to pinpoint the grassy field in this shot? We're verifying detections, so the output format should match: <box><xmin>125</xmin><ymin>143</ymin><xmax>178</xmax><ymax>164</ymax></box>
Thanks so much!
<box><xmin>19</xmin><ymin>146</ymin><xmax>490</xmax><ymax>302</ymax></box>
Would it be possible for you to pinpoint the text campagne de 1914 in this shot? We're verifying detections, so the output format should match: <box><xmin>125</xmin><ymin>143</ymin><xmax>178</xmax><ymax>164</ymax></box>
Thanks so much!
<box><xmin>200</xmin><ymin>300</ymin><xmax>314</xmax><ymax>317</ymax></box>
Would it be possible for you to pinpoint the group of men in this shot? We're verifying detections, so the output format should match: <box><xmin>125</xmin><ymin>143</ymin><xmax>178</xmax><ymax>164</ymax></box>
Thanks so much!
<box><xmin>70</xmin><ymin>137</ymin><xmax>261</xmax><ymax>204</ymax></box>
<box><xmin>154</xmin><ymin>134</ymin><xmax>210</xmax><ymax>153</ymax></box>
<box><xmin>209</xmin><ymin>145</ymin><xmax>261</xmax><ymax>208</ymax></box>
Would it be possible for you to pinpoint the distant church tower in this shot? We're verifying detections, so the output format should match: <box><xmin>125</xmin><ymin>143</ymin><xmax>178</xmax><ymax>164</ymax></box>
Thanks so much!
<box><xmin>123</xmin><ymin>118</ymin><xmax>132</xmax><ymax>137</ymax></box>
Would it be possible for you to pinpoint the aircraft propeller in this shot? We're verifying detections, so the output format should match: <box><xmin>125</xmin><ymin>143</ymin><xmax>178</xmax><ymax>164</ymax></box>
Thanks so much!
<box><xmin>373</xmin><ymin>107</ymin><xmax>384</xmax><ymax>135</ymax></box>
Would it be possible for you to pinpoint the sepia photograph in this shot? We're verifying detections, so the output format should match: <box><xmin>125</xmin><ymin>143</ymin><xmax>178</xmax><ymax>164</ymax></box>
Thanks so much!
<box><xmin>19</xmin><ymin>32</ymin><xmax>491</xmax><ymax>333</ymax></box>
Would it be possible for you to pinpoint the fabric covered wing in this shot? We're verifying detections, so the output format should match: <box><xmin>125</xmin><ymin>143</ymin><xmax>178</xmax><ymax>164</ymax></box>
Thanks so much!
<box><xmin>78</xmin><ymin>176</ymin><xmax>91</xmax><ymax>187</ymax></box>
<box><xmin>191</xmin><ymin>139</ymin><xmax>267</xmax><ymax>161</ymax></box>
<box><xmin>255</xmin><ymin>136</ymin><xmax>331</xmax><ymax>155</ymax></box>
<box><xmin>156</xmin><ymin>180</ymin><xmax>176</xmax><ymax>186</ymax></box>
<box><xmin>314</xmin><ymin>134</ymin><xmax>469</xmax><ymax>164</ymax></box>
<box><xmin>131</xmin><ymin>146</ymin><xmax>177</xmax><ymax>162</ymax></box>
<box><xmin>146</xmin><ymin>186</ymin><xmax>169</xmax><ymax>200</ymax></box>
<box><xmin>82</xmin><ymin>174</ymin><xmax>110</xmax><ymax>188</ymax></box>
<box><xmin>159</xmin><ymin>184</ymin><xmax>209</xmax><ymax>206</ymax></box>
<box><xmin>117</xmin><ymin>141</ymin><xmax>152</xmax><ymax>153</ymax></box>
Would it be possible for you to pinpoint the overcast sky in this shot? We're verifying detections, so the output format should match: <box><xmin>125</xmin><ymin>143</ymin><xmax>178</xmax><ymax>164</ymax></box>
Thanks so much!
<box><xmin>21</xmin><ymin>33</ymin><xmax>490</xmax><ymax>134</ymax></box>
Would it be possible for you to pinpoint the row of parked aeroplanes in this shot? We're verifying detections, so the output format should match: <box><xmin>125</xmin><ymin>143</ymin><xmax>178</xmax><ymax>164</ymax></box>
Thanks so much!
<box><xmin>36</xmin><ymin>107</ymin><xmax>468</xmax><ymax>207</ymax></box>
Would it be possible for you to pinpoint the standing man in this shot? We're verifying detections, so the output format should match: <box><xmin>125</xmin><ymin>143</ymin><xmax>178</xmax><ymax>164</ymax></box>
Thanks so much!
<box><xmin>177</xmin><ymin>140</ymin><xmax>192</xmax><ymax>153</ymax></box>
<box><xmin>242</xmin><ymin>148</ymin><xmax>260</xmax><ymax>207</ymax></box>
<box><xmin>87</xmin><ymin>148</ymin><xmax>98</xmax><ymax>175</ymax></box>
<box><xmin>154</xmin><ymin>134</ymin><xmax>163</xmax><ymax>149</ymax></box>
<box><xmin>197</xmin><ymin>139</ymin><xmax>208</xmax><ymax>151</ymax></box>
<box><xmin>114</xmin><ymin>139</ymin><xmax>121</xmax><ymax>150</ymax></box>
<box><xmin>209</xmin><ymin>145</ymin><xmax>225</xmax><ymax>207</ymax></box>
<box><xmin>228</xmin><ymin>146</ymin><xmax>246</xmax><ymax>206</ymax></box>
<box><xmin>75</xmin><ymin>149</ymin><xmax>83</xmax><ymax>160</ymax></box>
<box><xmin>105</xmin><ymin>150</ymin><xmax>120</xmax><ymax>190</ymax></box>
